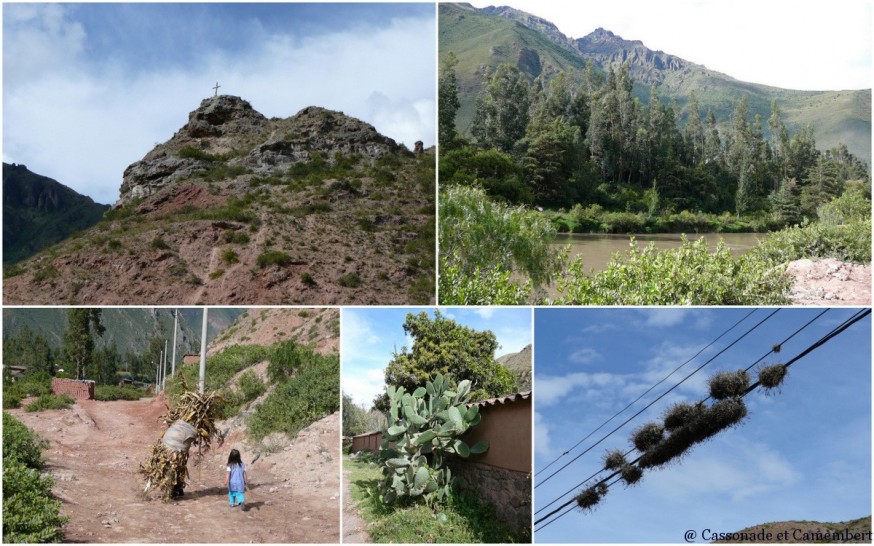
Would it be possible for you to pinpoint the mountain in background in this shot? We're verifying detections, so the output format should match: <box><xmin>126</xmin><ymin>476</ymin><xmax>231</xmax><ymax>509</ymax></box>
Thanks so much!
<box><xmin>720</xmin><ymin>516</ymin><xmax>870</xmax><ymax>543</ymax></box>
<box><xmin>3</xmin><ymin>163</ymin><xmax>110</xmax><ymax>265</ymax></box>
<box><xmin>441</xmin><ymin>3</ymin><xmax>871</xmax><ymax>167</ymax></box>
<box><xmin>3</xmin><ymin>95</ymin><xmax>435</xmax><ymax>305</ymax></box>
<box><xmin>497</xmin><ymin>343</ymin><xmax>532</xmax><ymax>391</ymax></box>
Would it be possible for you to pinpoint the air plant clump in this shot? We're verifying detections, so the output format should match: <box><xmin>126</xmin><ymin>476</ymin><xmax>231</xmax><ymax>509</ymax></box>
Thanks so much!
<box><xmin>639</xmin><ymin>397</ymin><xmax>748</xmax><ymax>469</ymax></box>
<box><xmin>662</xmin><ymin>402</ymin><xmax>704</xmax><ymax>432</ymax></box>
<box><xmin>632</xmin><ymin>422</ymin><xmax>664</xmax><ymax>452</ymax></box>
<box><xmin>708</xmin><ymin>369</ymin><xmax>750</xmax><ymax>400</ymax></box>
<box><xmin>620</xmin><ymin>463</ymin><xmax>643</xmax><ymax>486</ymax></box>
<box><xmin>772</xmin><ymin>343</ymin><xmax>782</xmax><ymax>353</ymax></box>
<box><xmin>575</xmin><ymin>482</ymin><xmax>609</xmax><ymax>512</ymax></box>
<box><xmin>603</xmin><ymin>449</ymin><xmax>627</xmax><ymax>471</ymax></box>
<box><xmin>758</xmin><ymin>364</ymin><xmax>788</xmax><ymax>391</ymax></box>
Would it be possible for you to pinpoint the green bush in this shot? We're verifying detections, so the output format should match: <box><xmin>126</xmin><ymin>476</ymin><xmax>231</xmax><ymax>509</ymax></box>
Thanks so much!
<box><xmin>221</xmin><ymin>248</ymin><xmax>239</xmax><ymax>265</ymax></box>
<box><xmin>224</xmin><ymin>231</ymin><xmax>251</xmax><ymax>245</ymax></box>
<box><xmin>336</xmin><ymin>272</ymin><xmax>361</xmax><ymax>288</ymax></box>
<box><xmin>3</xmin><ymin>412</ymin><xmax>48</xmax><ymax>468</ymax></box>
<box><xmin>3</xmin><ymin>372</ymin><xmax>53</xmax><ymax>405</ymax></box>
<box><xmin>555</xmin><ymin>236</ymin><xmax>792</xmax><ymax>305</ymax></box>
<box><xmin>2</xmin><ymin>413</ymin><xmax>67</xmax><ymax>542</ymax></box>
<box><xmin>165</xmin><ymin>344</ymin><xmax>268</xmax><ymax>402</ymax></box>
<box><xmin>301</xmin><ymin>272</ymin><xmax>317</xmax><ymax>287</ymax></box>
<box><xmin>150</xmin><ymin>236</ymin><xmax>170</xmax><ymax>250</ymax></box>
<box><xmin>257</xmin><ymin>251</ymin><xmax>293</xmax><ymax>268</ymax></box>
<box><xmin>3</xmin><ymin>460</ymin><xmax>67</xmax><ymax>543</ymax></box>
<box><xmin>3</xmin><ymin>393</ymin><xmax>22</xmax><ymax>409</ymax></box>
<box><xmin>751</xmin><ymin>218</ymin><xmax>871</xmax><ymax>264</ymax></box>
<box><xmin>249</xmin><ymin>352</ymin><xmax>339</xmax><ymax>439</ymax></box>
<box><xmin>24</xmin><ymin>394</ymin><xmax>75</xmax><ymax>412</ymax></box>
<box><xmin>237</xmin><ymin>370</ymin><xmax>266</xmax><ymax>401</ymax></box>
<box><xmin>177</xmin><ymin>146</ymin><xmax>219</xmax><ymax>161</ymax></box>
<box><xmin>267</xmin><ymin>341</ymin><xmax>312</xmax><ymax>384</ymax></box>
<box><xmin>94</xmin><ymin>385</ymin><xmax>144</xmax><ymax>401</ymax></box>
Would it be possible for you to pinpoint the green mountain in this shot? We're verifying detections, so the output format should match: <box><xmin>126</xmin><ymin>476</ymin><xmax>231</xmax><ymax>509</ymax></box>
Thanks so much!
<box><xmin>441</xmin><ymin>3</ymin><xmax>871</xmax><ymax>167</ymax></box>
<box><xmin>2</xmin><ymin>308</ymin><xmax>244</xmax><ymax>356</ymax></box>
<box><xmin>3</xmin><ymin>163</ymin><xmax>110</xmax><ymax>265</ymax></box>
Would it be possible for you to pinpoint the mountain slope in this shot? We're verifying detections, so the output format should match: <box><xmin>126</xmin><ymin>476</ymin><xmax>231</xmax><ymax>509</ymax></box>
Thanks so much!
<box><xmin>719</xmin><ymin>516</ymin><xmax>871</xmax><ymax>543</ymax></box>
<box><xmin>3</xmin><ymin>96</ymin><xmax>435</xmax><ymax>305</ymax></box>
<box><xmin>3</xmin><ymin>163</ymin><xmax>110</xmax><ymax>265</ymax></box>
<box><xmin>2</xmin><ymin>308</ymin><xmax>206</xmax><ymax>355</ymax></box>
<box><xmin>441</xmin><ymin>3</ymin><xmax>871</xmax><ymax>166</ymax></box>
<box><xmin>496</xmin><ymin>343</ymin><xmax>532</xmax><ymax>391</ymax></box>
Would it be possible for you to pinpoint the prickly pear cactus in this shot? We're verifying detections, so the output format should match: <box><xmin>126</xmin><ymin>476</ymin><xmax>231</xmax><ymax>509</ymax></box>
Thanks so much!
<box><xmin>378</xmin><ymin>373</ymin><xmax>489</xmax><ymax>505</ymax></box>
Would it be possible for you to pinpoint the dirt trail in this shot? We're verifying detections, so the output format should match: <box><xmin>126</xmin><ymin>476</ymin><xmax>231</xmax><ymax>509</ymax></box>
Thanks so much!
<box><xmin>787</xmin><ymin>258</ymin><xmax>871</xmax><ymax>306</ymax></box>
<box><xmin>342</xmin><ymin>465</ymin><xmax>370</xmax><ymax>543</ymax></box>
<box><xmin>9</xmin><ymin>398</ymin><xmax>339</xmax><ymax>543</ymax></box>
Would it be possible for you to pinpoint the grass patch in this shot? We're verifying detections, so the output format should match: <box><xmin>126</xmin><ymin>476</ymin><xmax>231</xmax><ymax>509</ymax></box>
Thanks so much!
<box><xmin>344</xmin><ymin>456</ymin><xmax>525</xmax><ymax>543</ymax></box>
<box><xmin>224</xmin><ymin>231</ymin><xmax>251</xmax><ymax>245</ymax></box>
<box><xmin>336</xmin><ymin>272</ymin><xmax>361</xmax><ymax>288</ymax></box>
<box><xmin>24</xmin><ymin>394</ymin><xmax>75</xmax><ymax>412</ymax></box>
<box><xmin>150</xmin><ymin>235</ymin><xmax>170</xmax><ymax>250</ymax></box>
<box><xmin>94</xmin><ymin>385</ymin><xmax>144</xmax><ymax>401</ymax></box>
<box><xmin>257</xmin><ymin>251</ymin><xmax>293</xmax><ymax>268</ymax></box>
<box><xmin>301</xmin><ymin>272</ymin><xmax>317</xmax><ymax>287</ymax></box>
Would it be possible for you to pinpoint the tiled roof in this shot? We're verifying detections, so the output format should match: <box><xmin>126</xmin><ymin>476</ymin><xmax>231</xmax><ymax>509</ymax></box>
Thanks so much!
<box><xmin>471</xmin><ymin>390</ymin><xmax>531</xmax><ymax>407</ymax></box>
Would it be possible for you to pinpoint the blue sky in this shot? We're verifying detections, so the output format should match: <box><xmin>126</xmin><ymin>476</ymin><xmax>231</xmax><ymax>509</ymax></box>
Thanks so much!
<box><xmin>342</xmin><ymin>307</ymin><xmax>532</xmax><ymax>409</ymax></box>
<box><xmin>3</xmin><ymin>3</ymin><xmax>436</xmax><ymax>205</ymax></box>
<box><xmin>468</xmin><ymin>0</ymin><xmax>871</xmax><ymax>91</ymax></box>
<box><xmin>534</xmin><ymin>308</ymin><xmax>871</xmax><ymax>543</ymax></box>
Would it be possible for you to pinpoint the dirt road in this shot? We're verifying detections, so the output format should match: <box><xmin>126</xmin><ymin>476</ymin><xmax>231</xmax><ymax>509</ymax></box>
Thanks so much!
<box><xmin>9</xmin><ymin>397</ymin><xmax>339</xmax><ymax>543</ymax></box>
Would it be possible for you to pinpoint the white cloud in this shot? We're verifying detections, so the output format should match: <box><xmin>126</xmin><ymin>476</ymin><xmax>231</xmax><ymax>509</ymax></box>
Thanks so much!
<box><xmin>536</xmin><ymin>371</ymin><xmax>626</xmax><ymax>407</ymax></box>
<box><xmin>534</xmin><ymin>410</ymin><xmax>552</xmax><ymax>457</ymax></box>
<box><xmin>647</xmin><ymin>437</ymin><xmax>801</xmax><ymax>502</ymax></box>
<box><xmin>568</xmin><ymin>347</ymin><xmax>600</xmax><ymax>365</ymax></box>
<box><xmin>473</xmin><ymin>307</ymin><xmax>496</xmax><ymax>320</ymax></box>
<box><xmin>3</xmin><ymin>7</ymin><xmax>435</xmax><ymax>204</ymax></box>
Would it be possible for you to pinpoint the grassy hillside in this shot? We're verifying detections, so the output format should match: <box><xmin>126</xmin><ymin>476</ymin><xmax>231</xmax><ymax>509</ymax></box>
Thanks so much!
<box><xmin>441</xmin><ymin>3</ymin><xmax>871</xmax><ymax>166</ymax></box>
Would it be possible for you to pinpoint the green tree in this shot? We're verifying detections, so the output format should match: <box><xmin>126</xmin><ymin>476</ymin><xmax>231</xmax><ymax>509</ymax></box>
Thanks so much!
<box><xmin>383</xmin><ymin>311</ymin><xmax>518</xmax><ymax>403</ymax></box>
<box><xmin>471</xmin><ymin>64</ymin><xmax>530</xmax><ymax>153</ymax></box>
<box><xmin>438</xmin><ymin>52</ymin><xmax>462</xmax><ymax>151</ymax></box>
<box><xmin>62</xmin><ymin>309</ymin><xmax>105</xmax><ymax>380</ymax></box>
<box><xmin>683</xmin><ymin>92</ymin><xmax>704</xmax><ymax>164</ymax></box>
<box><xmin>90</xmin><ymin>344</ymin><xmax>120</xmax><ymax>385</ymax></box>
<box><xmin>439</xmin><ymin>185</ymin><xmax>560</xmax><ymax>302</ymax></box>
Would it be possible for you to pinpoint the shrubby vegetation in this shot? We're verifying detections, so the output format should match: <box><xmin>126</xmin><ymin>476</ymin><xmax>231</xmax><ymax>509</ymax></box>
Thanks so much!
<box><xmin>3</xmin><ymin>412</ymin><xmax>67</xmax><ymax>543</ymax></box>
<box><xmin>438</xmin><ymin>53</ymin><xmax>871</xmax><ymax>305</ymax></box>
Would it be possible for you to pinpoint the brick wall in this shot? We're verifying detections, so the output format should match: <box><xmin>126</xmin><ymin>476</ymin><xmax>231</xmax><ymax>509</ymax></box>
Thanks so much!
<box><xmin>51</xmin><ymin>378</ymin><xmax>95</xmax><ymax>400</ymax></box>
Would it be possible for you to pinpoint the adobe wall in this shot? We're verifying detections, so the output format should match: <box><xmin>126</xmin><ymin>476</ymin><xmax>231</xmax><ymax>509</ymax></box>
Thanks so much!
<box><xmin>51</xmin><ymin>378</ymin><xmax>95</xmax><ymax>400</ymax></box>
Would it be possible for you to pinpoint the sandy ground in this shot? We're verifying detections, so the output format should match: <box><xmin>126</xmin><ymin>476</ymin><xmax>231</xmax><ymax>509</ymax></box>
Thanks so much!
<box><xmin>9</xmin><ymin>397</ymin><xmax>340</xmax><ymax>543</ymax></box>
<box><xmin>786</xmin><ymin>258</ymin><xmax>871</xmax><ymax>306</ymax></box>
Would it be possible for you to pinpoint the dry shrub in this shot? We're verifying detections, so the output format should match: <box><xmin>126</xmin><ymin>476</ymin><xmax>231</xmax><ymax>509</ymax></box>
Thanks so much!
<box><xmin>708</xmin><ymin>370</ymin><xmax>750</xmax><ymax>400</ymax></box>
<box><xmin>639</xmin><ymin>398</ymin><xmax>747</xmax><ymax>469</ymax></box>
<box><xmin>620</xmin><ymin>463</ymin><xmax>643</xmax><ymax>485</ymax></box>
<box><xmin>575</xmin><ymin>482</ymin><xmax>608</xmax><ymax>512</ymax></box>
<box><xmin>758</xmin><ymin>364</ymin><xmax>788</xmax><ymax>390</ymax></box>
<box><xmin>632</xmin><ymin>422</ymin><xmax>664</xmax><ymax>452</ymax></box>
<box><xmin>603</xmin><ymin>449</ymin><xmax>627</xmax><ymax>471</ymax></box>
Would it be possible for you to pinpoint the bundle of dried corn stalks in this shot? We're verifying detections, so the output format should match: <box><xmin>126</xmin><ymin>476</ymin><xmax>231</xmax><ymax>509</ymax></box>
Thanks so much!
<box><xmin>140</xmin><ymin>388</ymin><xmax>224</xmax><ymax>501</ymax></box>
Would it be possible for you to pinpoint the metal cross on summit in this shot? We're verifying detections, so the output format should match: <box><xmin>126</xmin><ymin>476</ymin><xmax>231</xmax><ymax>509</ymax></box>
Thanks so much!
<box><xmin>212</xmin><ymin>82</ymin><xmax>221</xmax><ymax>97</ymax></box>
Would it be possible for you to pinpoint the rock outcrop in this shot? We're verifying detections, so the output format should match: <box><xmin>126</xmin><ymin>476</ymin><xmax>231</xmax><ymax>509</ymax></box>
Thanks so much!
<box><xmin>116</xmin><ymin>97</ymin><xmax>397</xmax><ymax>207</ymax></box>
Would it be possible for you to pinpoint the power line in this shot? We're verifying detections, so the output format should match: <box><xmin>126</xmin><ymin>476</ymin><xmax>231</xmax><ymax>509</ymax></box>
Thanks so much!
<box><xmin>535</xmin><ymin>309</ymin><xmax>779</xmax><ymax>490</ymax></box>
<box><xmin>534</xmin><ymin>308</ymin><xmax>869</xmax><ymax>534</ymax></box>
<box><xmin>535</xmin><ymin>308</ymin><xmax>757</xmax><ymax>479</ymax></box>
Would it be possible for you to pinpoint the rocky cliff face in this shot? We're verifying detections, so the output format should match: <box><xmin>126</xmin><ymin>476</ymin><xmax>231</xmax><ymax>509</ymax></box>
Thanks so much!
<box><xmin>5</xmin><ymin>96</ymin><xmax>434</xmax><ymax>305</ymax></box>
<box><xmin>117</xmin><ymin>96</ymin><xmax>397</xmax><ymax>207</ymax></box>
<box><xmin>573</xmin><ymin>28</ymin><xmax>689</xmax><ymax>84</ymax></box>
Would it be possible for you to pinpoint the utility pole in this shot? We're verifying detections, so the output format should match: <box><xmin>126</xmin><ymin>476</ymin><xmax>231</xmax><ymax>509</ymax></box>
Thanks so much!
<box><xmin>171</xmin><ymin>309</ymin><xmax>179</xmax><ymax>378</ymax></box>
<box><xmin>162</xmin><ymin>339</ymin><xmax>168</xmax><ymax>391</ymax></box>
<box><xmin>199</xmin><ymin>308</ymin><xmax>208</xmax><ymax>394</ymax></box>
<box><xmin>154</xmin><ymin>359</ymin><xmax>159</xmax><ymax>393</ymax></box>
<box><xmin>158</xmin><ymin>349</ymin><xmax>164</xmax><ymax>393</ymax></box>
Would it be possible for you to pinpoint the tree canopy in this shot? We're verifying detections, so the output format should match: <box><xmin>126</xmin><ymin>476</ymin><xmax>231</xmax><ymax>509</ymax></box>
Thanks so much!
<box><xmin>380</xmin><ymin>311</ymin><xmax>518</xmax><ymax>407</ymax></box>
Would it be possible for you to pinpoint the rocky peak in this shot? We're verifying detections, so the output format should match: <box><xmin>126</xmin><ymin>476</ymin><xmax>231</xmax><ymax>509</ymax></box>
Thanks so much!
<box><xmin>574</xmin><ymin>28</ymin><xmax>688</xmax><ymax>84</ymax></box>
<box><xmin>115</xmin><ymin>98</ymin><xmax>399</xmax><ymax>208</ymax></box>
<box><xmin>183</xmin><ymin>95</ymin><xmax>268</xmax><ymax>138</ymax></box>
